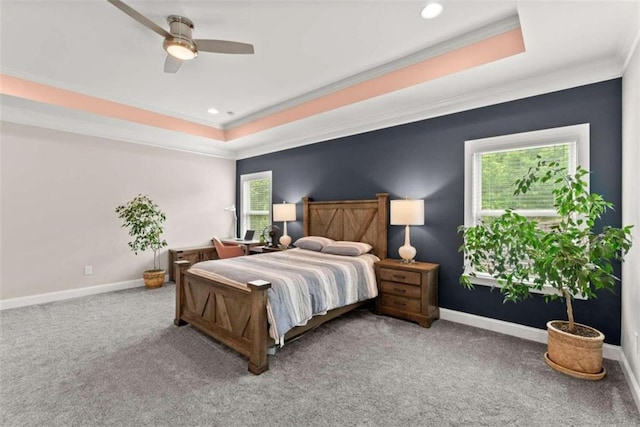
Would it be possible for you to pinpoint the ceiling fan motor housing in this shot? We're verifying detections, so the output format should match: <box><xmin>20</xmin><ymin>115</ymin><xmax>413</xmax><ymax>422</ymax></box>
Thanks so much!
<box><xmin>163</xmin><ymin>15</ymin><xmax>198</xmax><ymax>59</ymax></box>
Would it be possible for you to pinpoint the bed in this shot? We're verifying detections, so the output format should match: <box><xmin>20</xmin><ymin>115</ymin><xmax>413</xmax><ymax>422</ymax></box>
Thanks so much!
<box><xmin>173</xmin><ymin>193</ymin><xmax>388</xmax><ymax>374</ymax></box>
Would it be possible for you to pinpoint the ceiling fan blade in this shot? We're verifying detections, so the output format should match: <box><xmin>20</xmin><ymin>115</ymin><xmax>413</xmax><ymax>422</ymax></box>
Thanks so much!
<box><xmin>107</xmin><ymin>0</ymin><xmax>171</xmax><ymax>38</ymax></box>
<box><xmin>164</xmin><ymin>55</ymin><xmax>183</xmax><ymax>73</ymax></box>
<box><xmin>195</xmin><ymin>39</ymin><xmax>255</xmax><ymax>55</ymax></box>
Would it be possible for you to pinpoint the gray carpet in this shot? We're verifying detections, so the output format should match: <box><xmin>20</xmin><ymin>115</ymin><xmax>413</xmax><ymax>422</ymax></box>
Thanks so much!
<box><xmin>1</xmin><ymin>284</ymin><xmax>638</xmax><ymax>427</ymax></box>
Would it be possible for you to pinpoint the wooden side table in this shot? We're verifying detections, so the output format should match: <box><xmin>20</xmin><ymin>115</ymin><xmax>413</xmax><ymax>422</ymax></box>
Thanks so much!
<box><xmin>168</xmin><ymin>245</ymin><xmax>217</xmax><ymax>281</ymax></box>
<box><xmin>374</xmin><ymin>258</ymin><xmax>439</xmax><ymax>327</ymax></box>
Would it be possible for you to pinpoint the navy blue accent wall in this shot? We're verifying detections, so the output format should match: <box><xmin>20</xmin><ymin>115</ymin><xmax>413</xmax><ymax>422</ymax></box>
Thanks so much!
<box><xmin>237</xmin><ymin>79</ymin><xmax>623</xmax><ymax>344</ymax></box>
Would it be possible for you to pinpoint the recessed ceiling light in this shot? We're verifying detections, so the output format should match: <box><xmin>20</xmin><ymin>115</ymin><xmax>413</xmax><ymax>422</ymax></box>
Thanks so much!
<box><xmin>421</xmin><ymin>2</ymin><xmax>443</xmax><ymax>19</ymax></box>
<box><xmin>207</xmin><ymin>107</ymin><xmax>219</xmax><ymax>114</ymax></box>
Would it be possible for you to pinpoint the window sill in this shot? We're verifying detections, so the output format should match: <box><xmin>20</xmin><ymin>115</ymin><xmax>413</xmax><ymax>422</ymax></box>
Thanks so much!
<box><xmin>465</xmin><ymin>273</ymin><xmax>586</xmax><ymax>300</ymax></box>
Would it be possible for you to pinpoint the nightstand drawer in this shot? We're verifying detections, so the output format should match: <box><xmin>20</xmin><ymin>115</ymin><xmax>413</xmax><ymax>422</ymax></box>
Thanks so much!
<box><xmin>379</xmin><ymin>294</ymin><xmax>421</xmax><ymax>313</ymax></box>
<box><xmin>378</xmin><ymin>268</ymin><xmax>421</xmax><ymax>286</ymax></box>
<box><xmin>379</xmin><ymin>281</ymin><xmax>421</xmax><ymax>299</ymax></box>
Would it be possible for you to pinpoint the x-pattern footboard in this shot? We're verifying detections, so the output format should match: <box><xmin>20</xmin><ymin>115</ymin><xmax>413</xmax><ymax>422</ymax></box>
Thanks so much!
<box><xmin>174</xmin><ymin>260</ymin><xmax>272</xmax><ymax>374</ymax></box>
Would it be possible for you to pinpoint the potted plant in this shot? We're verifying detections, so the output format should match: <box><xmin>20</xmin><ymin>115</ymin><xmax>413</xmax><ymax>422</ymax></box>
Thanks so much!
<box><xmin>458</xmin><ymin>158</ymin><xmax>633</xmax><ymax>380</ymax></box>
<box><xmin>115</xmin><ymin>194</ymin><xmax>168</xmax><ymax>289</ymax></box>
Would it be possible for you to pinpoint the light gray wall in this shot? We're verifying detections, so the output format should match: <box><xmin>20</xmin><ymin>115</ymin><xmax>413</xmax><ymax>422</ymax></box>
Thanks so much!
<box><xmin>622</xmin><ymin>38</ymin><xmax>640</xmax><ymax>398</ymax></box>
<box><xmin>0</xmin><ymin>122</ymin><xmax>235</xmax><ymax>300</ymax></box>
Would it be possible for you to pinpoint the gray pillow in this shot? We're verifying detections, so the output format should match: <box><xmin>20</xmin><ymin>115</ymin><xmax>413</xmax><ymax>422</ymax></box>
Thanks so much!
<box><xmin>294</xmin><ymin>236</ymin><xmax>334</xmax><ymax>252</ymax></box>
<box><xmin>321</xmin><ymin>241</ymin><xmax>373</xmax><ymax>256</ymax></box>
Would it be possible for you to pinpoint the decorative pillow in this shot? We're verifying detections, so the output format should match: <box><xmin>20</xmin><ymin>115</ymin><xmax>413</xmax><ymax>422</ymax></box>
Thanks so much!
<box><xmin>321</xmin><ymin>241</ymin><xmax>373</xmax><ymax>256</ymax></box>
<box><xmin>294</xmin><ymin>236</ymin><xmax>334</xmax><ymax>252</ymax></box>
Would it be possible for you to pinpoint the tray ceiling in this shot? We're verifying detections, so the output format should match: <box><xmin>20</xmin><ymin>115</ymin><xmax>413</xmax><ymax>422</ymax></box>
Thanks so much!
<box><xmin>1</xmin><ymin>1</ymin><xmax>638</xmax><ymax>159</ymax></box>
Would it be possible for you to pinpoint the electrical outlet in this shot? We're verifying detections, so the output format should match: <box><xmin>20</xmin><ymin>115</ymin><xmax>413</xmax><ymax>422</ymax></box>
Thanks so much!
<box><xmin>84</xmin><ymin>266</ymin><xmax>93</xmax><ymax>275</ymax></box>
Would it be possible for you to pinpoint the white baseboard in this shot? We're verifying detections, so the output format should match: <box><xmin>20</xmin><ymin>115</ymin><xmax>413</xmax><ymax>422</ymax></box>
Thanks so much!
<box><xmin>439</xmin><ymin>308</ymin><xmax>621</xmax><ymax>361</ymax></box>
<box><xmin>620</xmin><ymin>351</ymin><xmax>640</xmax><ymax>413</ymax></box>
<box><xmin>0</xmin><ymin>275</ymin><xmax>168</xmax><ymax>310</ymax></box>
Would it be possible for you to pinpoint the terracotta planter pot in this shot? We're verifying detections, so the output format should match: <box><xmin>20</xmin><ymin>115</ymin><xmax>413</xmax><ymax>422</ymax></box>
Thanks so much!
<box><xmin>143</xmin><ymin>270</ymin><xmax>165</xmax><ymax>289</ymax></box>
<box><xmin>545</xmin><ymin>320</ymin><xmax>605</xmax><ymax>380</ymax></box>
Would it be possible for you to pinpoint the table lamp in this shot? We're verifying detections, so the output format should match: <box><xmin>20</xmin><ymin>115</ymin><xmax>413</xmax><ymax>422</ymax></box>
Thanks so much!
<box><xmin>390</xmin><ymin>198</ymin><xmax>424</xmax><ymax>263</ymax></box>
<box><xmin>273</xmin><ymin>202</ymin><xmax>296</xmax><ymax>248</ymax></box>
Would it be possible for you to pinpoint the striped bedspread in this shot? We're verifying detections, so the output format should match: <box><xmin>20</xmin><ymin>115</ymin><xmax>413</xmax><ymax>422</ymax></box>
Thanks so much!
<box><xmin>189</xmin><ymin>248</ymin><xmax>379</xmax><ymax>342</ymax></box>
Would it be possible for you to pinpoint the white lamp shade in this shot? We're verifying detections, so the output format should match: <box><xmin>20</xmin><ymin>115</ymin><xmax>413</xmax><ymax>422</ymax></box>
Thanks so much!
<box><xmin>390</xmin><ymin>199</ymin><xmax>424</xmax><ymax>225</ymax></box>
<box><xmin>273</xmin><ymin>203</ymin><xmax>296</xmax><ymax>222</ymax></box>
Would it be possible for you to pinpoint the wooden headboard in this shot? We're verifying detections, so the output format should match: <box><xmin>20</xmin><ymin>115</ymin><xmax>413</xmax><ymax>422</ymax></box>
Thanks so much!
<box><xmin>302</xmin><ymin>193</ymin><xmax>388</xmax><ymax>259</ymax></box>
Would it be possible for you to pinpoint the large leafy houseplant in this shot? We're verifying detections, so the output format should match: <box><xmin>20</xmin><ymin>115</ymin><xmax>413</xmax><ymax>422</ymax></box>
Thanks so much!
<box><xmin>115</xmin><ymin>194</ymin><xmax>168</xmax><ymax>273</ymax></box>
<box><xmin>459</xmin><ymin>159</ymin><xmax>632</xmax><ymax>332</ymax></box>
<box><xmin>458</xmin><ymin>159</ymin><xmax>632</xmax><ymax>378</ymax></box>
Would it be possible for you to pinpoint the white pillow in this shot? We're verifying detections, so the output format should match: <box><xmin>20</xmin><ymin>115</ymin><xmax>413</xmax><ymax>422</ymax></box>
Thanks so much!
<box><xmin>294</xmin><ymin>236</ymin><xmax>334</xmax><ymax>252</ymax></box>
<box><xmin>321</xmin><ymin>241</ymin><xmax>373</xmax><ymax>256</ymax></box>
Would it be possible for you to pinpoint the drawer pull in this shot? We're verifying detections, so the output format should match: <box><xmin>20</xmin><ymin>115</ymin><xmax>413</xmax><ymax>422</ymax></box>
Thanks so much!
<box><xmin>393</xmin><ymin>287</ymin><xmax>407</xmax><ymax>293</ymax></box>
<box><xmin>393</xmin><ymin>301</ymin><xmax>406</xmax><ymax>307</ymax></box>
<box><xmin>392</xmin><ymin>274</ymin><xmax>406</xmax><ymax>280</ymax></box>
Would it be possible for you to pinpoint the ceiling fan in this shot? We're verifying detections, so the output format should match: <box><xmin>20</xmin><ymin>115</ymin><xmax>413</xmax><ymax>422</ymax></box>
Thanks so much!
<box><xmin>107</xmin><ymin>0</ymin><xmax>255</xmax><ymax>73</ymax></box>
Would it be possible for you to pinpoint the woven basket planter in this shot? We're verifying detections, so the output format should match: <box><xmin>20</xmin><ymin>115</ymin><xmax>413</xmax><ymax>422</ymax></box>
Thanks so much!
<box><xmin>545</xmin><ymin>320</ymin><xmax>605</xmax><ymax>380</ymax></box>
<box><xmin>143</xmin><ymin>270</ymin><xmax>165</xmax><ymax>289</ymax></box>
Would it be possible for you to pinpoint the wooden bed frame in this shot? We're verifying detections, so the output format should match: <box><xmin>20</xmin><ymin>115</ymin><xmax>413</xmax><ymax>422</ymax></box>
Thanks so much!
<box><xmin>174</xmin><ymin>193</ymin><xmax>388</xmax><ymax>374</ymax></box>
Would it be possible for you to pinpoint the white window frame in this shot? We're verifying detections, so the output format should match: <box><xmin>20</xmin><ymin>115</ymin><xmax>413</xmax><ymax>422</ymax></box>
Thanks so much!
<box><xmin>463</xmin><ymin>123</ymin><xmax>590</xmax><ymax>296</ymax></box>
<box><xmin>240</xmin><ymin>171</ymin><xmax>272</xmax><ymax>237</ymax></box>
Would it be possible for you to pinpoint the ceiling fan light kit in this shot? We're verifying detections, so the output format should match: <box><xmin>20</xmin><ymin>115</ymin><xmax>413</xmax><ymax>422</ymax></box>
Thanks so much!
<box><xmin>164</xmin><ymin>39</ymin><xmax>198</xmax><ymax>61</ymax></box>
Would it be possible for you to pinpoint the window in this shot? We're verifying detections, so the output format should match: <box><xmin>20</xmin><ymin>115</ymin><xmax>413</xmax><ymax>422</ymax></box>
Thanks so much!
<box><xmin>464</xmin><ymin>124</ymin><xmax>590</xmax><ymax>290</ymax></box>
<box><xmin>240</xmin><ymin>171</ymin><xmax>272</xmax><ymax>236</ymax></box>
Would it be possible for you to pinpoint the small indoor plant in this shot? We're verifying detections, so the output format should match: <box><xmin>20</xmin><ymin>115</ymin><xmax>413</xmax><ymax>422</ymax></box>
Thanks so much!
<box><xmin>458</xmin><ymin>158</ymin><xmax>632</xmax><ymax>379</ymax></box>
<box><xmin>115</xmin><ymin>194</ymin><xmax>168</xmax><ymax>289</ymax></box>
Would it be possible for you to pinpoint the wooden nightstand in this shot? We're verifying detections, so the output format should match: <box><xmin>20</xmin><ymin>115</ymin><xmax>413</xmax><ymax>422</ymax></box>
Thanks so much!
<box><xmin>374</xmin><ymin>258</ymin><xmax>439</xmax><ymax>327</ymax></box>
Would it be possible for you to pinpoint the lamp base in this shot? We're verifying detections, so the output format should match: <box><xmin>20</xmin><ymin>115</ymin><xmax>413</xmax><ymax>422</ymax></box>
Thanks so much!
<box><xmin>279</xmin><ymin>234</ymin><xmax>292</xmax><ymax>248</ymax></box>
<box><xmin>398</xmin><ymin>244</ymin><xmax>416</xmax><ymax>264</ymax></box>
